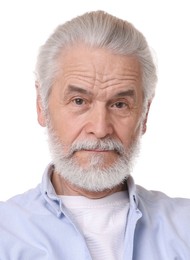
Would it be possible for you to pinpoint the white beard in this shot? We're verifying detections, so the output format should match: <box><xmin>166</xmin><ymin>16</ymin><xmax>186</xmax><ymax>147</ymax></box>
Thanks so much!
<box><xmin>47</xmin><ymin>127</ymin><xmax>141</xmax><ymax>192</ymax></box>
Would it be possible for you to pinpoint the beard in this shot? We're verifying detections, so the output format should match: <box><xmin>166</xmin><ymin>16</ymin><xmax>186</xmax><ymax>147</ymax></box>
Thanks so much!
<box><xmin>47</xmin><ymin>125</ymin><xmax>141</xmax><ymax>192</ymax></box>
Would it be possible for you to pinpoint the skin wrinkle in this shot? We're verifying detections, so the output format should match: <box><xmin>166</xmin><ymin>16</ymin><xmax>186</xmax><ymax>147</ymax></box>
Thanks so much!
<box><xmin>56</xmin><ymin>74</ymin><xmax>140</xmax><ymax>94</ymax></box>
<box><xmin>58</xmin><ymin>68</ymin><xmax>140</xmax><ymax>87</ymax></box>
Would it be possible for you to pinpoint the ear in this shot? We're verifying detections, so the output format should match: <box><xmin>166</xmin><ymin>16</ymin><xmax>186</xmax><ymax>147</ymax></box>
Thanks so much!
<box><xmin>142</xmin><ymin>101</ymin><xmax>152</xmax><ymax>135</ymax></box>
<box><xmin>35</xmin><ymin>82</ymin><xmax>46</xmax><ymax>127</ymax></box>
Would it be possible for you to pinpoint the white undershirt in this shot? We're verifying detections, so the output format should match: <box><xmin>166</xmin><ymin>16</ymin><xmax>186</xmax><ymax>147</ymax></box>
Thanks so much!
<box><xmin>60</xmin><ymin>191</ymin><xmax>129</xmax><ymax>260</ymax></box>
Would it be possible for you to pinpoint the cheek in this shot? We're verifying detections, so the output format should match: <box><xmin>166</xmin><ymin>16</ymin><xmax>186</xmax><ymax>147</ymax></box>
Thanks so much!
<box><xmin>49</xmin><ymin>111</ymin><xmax>85</xmax><ymax>145</ymax></box>
<box><xmin>114</xmin><ymin>118</ymin><xmax>142</xmax><ymax>146</ymax></box>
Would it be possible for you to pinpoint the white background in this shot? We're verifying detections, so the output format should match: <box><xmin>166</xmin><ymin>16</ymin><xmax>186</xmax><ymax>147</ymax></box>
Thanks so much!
<box><xmin>0</xmin><ymin>0</ymin><xmax>189</xmax><ymax>200</ymax></box>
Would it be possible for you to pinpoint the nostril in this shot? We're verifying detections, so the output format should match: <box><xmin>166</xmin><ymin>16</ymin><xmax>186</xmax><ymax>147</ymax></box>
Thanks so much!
<box><xmin>85</xmin><ymin>122</ymin><xmax>113</xmax><ymax>139</ymax></box>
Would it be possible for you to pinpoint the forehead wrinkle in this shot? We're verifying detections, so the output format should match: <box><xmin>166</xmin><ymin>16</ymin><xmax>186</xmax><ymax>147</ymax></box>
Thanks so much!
<box><xmin>62</xmin><ymin>62</ymin><xmax>140</xmax><ymax>79</ymax></box>
<box><xmin>59</xmin><ymin>61</ymin><xmax>141</xmax><ymax>92</ymax></box>
<box><xmin>63</xmin><ymin>68</ymin><xmax>95</xmax><ymax>80</ymax></box>
<box><xmin>96</xmin><ymin>75</ymin><xmax>141</xmax><ymax>91</ymax></box>
<box><xmin>65</xmin><ymin>74</ymin><xmax>96</xmax><ymax>86</ymax></box>
<box><xmin>91</xmin><ymin>67</ymin><xmax>141</xmax><ymax>88</ymax></box>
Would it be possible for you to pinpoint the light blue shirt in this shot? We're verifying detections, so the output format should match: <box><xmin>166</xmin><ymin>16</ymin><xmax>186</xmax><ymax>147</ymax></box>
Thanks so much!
<box><xmin>0</xmin><ymin>164</ymin><xmax>190</xmax><ymax>259</ymax></box>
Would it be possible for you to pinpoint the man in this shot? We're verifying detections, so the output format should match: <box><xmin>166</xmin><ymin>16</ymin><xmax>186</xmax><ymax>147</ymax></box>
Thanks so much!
<box><xmin>0</xmin><ymin>10</ymin><xmax>190</xmax><ymax>260</ymax></box>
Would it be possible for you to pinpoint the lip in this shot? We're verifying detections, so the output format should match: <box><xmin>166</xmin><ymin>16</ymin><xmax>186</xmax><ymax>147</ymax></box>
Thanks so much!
<box><xmin>82</xmin><ymin>149</ymin><xmax>114</xmax><ymax>153</ymax></box>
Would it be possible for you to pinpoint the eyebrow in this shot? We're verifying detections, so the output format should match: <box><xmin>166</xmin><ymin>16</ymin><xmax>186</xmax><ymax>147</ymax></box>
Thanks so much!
<box><xmin>114</xmin><ymin>89</ymin><xmax>135</xmax><ymax>98</ymax></box>
<box><xmin>65</xmin><ymin>85</ymin><xmax>135</xmax><ymax>99</ymax></box>
<box><xmin>66</xmin><ymin>85</ymin><xmax>93</xmax><ymax>96</ymax></box>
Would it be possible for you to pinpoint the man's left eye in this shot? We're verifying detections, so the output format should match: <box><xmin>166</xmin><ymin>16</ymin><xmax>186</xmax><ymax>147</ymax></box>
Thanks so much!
<box><xmin>112</xmin><ymin>102</ymin><xmax>128</xmax><ymax>108</ymax></box>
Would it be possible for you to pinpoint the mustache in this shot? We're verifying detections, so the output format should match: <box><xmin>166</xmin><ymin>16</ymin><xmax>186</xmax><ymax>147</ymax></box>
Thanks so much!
<box><xmin>65</xmin><ymin>138</ymin><xmax>126</xmax><ymax>157</ymax></box>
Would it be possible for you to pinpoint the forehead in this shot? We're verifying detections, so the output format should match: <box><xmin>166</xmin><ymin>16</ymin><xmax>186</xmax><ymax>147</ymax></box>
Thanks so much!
<box><xmin>56</xmin><ymin>45</ymin><xmax>142</xmax><ymax>95</ymax></box>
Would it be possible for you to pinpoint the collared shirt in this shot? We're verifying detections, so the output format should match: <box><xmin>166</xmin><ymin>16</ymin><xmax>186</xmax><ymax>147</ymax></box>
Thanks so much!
<box><xmin>0</xmin><ymin>164</ymin><xmax>190</xmax><ymax>259</ymax></box>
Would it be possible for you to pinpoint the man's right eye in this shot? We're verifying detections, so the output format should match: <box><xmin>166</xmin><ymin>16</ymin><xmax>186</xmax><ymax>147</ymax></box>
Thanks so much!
<box><xmin>72</xmin><ymin>98</ymin><xmax>85</xmax><ymax>105</ymax></box>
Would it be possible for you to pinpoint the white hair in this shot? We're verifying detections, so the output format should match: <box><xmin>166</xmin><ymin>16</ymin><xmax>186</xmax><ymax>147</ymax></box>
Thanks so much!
<box><xmin>35</xmin><ymin>10</ymin><xmax>157</xmax><ymax>113</ymax></box>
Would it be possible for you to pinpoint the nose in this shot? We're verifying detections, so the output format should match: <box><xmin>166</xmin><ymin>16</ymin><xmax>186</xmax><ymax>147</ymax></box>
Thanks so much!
<box><xmin>85</xmin><ymin>105</ymin><xmax>113</xmax><ymax>139</ymax></box>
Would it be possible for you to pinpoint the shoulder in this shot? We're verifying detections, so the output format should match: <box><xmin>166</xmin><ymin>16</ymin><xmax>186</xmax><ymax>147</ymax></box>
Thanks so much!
<box><xmin>0</xmin><ymin>185</ymin><xmax>43</xmax><ymax>218</ymax></box>
<box><xmin>136</xmin><ymin>184</ymin><xmax>190</xmax><ymax>210</ymax></box>
<box><xmin>136</xmin><ymin>185</ymin><xmax>190</xmax><ymax>235</ymax></box>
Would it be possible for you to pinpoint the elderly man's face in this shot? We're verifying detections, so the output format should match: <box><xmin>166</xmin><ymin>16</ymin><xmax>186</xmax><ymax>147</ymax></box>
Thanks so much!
<box><xmin>37</xmin><ymin>45</ymin><xmax>145</xmax><ymax>178</ymax></box>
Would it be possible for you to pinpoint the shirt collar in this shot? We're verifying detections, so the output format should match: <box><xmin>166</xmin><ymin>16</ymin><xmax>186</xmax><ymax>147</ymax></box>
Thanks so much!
<box><xmin>40</xmin><ymin>163</ymin><xmax>139</xmax><ymax>216</ymax></box>
<box><xmin>40</xmin><ymin>163</ymin><xmax>63</xmax><ymax>217</ymax></box>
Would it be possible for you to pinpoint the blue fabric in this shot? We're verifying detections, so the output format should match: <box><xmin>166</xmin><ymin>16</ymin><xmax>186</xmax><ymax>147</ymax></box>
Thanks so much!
<box><xmin>0</xmin><ymin>164</ymin><xmax>190</xmax><ymax>259</ymax></box>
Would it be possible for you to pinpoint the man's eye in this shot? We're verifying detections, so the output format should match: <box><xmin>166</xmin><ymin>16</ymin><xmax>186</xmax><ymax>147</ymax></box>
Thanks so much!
<box><xmin>72</xmin><ymin>98</ymin><xmax>85</xmax><ymax>105</ymax></box>
<box><xmin>112</xmin><ymin>102</ymin><xmax>128</xmax><ymax>109</ymax></box>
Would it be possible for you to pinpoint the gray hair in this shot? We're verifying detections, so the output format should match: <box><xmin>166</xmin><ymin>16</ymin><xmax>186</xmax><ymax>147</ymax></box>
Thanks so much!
<box><xmin>35</xmin><ymin>10</ymin><xmax>157</xmax><ymax>112</ymax></box>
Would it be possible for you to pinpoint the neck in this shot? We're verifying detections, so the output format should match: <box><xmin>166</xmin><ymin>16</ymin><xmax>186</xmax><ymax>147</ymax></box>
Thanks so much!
<box><xmin>51</xmin><ymin>171</ymin><xmax>127</xmax><ymax>199</ymax></box>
